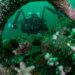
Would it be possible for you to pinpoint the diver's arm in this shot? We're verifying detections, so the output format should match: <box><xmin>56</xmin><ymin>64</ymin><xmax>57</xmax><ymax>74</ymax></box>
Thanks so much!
<box><xmin>13</xmin><ymin>10</ymin><xmax>26</xmax><ymax>23</ymax></box>
<box><xmin>42</xmin><ymin>6</ymin><xmax>62</xmax><ymax>20</ymax></box>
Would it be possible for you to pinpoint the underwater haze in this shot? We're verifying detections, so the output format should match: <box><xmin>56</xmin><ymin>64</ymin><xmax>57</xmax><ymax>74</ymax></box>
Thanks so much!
<box><xmin>2</xmin><ymin>0</ymin><xmax>75</xmax><ymax>40</ymax></box>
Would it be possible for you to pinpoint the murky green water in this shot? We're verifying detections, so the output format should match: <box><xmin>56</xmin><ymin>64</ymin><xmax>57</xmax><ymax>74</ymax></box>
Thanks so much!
<box><xmin>70</xmin><ymin>0</ymin><xmax>75</xmax><ymax>8</ymax></box>
<box><xmin>2</xmin><ymin>1</ymin><xmax>75</xmax><ymax>41</ymax></box>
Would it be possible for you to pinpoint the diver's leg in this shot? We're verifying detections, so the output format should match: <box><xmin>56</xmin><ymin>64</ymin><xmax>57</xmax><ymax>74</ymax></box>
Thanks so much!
<box><xmin>13</xmin><ymin>10</ymin><xmax>26</xmax><ymax>29</ymax></box>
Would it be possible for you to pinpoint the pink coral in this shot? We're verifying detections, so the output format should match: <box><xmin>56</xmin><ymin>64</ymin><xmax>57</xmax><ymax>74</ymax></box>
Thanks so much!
<box><xmin>67</xmin><ymin>6</ymin><xmax>75</xmax><ymax>20</ymax></box>
<box><xmin>53</xmin><ymin>0</ymin><xmax>75</xmax><ymax>20</ymax></box>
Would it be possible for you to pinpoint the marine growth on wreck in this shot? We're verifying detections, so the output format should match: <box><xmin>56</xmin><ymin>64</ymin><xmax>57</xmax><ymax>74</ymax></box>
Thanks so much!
<box><xmin>0</xmin><ymin>0</ymin><xmax>75</xmax><ymax>75</ymax></box>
